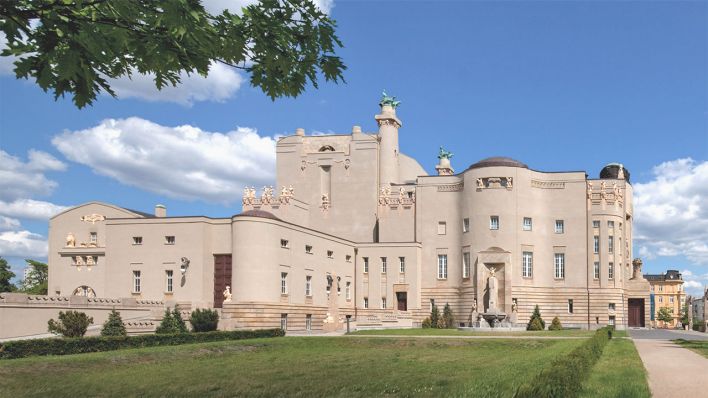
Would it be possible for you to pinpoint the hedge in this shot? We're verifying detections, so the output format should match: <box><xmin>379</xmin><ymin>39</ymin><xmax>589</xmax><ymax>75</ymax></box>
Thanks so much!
<box><xmin>514</xmin><ymin>327</ymin><xmax>613</xmax><ymax>398</ymax></box>
<box><xmin>0</xmin><ymin>329</ymin><xmax>285</xmax><ymax>359</ymax></box>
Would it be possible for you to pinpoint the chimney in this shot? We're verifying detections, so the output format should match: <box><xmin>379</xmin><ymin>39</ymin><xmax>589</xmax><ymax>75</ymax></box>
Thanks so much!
<box><xmin>155</xmin><ymin>204</ymin><xmax>166</xmax><ymax>217</ymax></box>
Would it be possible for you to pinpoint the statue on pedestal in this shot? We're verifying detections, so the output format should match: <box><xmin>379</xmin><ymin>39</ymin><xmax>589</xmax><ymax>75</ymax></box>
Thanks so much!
<box><xmin>487</xmin><ymin>267</ymin><xmax>498</xmax><ymax>313</ymax></box>
<box><xmin>223</xmin><ymin>286</ymin><xmax>232</xmax><ymax>302</ymax></box>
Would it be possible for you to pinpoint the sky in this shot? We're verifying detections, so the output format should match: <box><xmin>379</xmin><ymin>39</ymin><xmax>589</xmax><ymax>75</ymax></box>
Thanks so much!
<box><xmin>0</xmin><ymin>1</ymin><xmax>707</xmax><ymax>295</ymax></box>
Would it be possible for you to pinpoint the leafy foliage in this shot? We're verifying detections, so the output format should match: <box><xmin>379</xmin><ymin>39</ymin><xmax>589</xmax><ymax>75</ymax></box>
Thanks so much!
<box><xmin>657</xmin><ymin>307</ymin><xmax>673</xmax><ymax>326</ymax></box>
<box><xmin>0</xmin><ymin>0</ymin><xmax>346</xmax><ymax>108</ymax></box>
<box><xmin>680</xmin><ymin>302</ymin><xmax>690</xmax><ymax>326</ymax></box>
<box><xmin>189</xmin><ymin>308</ymin><xmax>219</xmax><ymax>332</ymax></box>
<box><xmin>442</xmin><ymin>303</ymin><xmax>455</xmax><ymax>329</ymax></box>
<box><xmin>0</xmin><ymin>257</ymin><xmax>17</xmax><ymax>292</ymax></box>
<box><xmin>549</xmin><ymin>316</ymin><xmax>563</xmax><ymax>331</ymax></box>
<box><xmin>0</xmin><ymin>329</ymin><xmax>285</xmax><ymax>359</ymax></box>
<box><xmin>100</xmin><ymin>309</ymin><xmax>127</xmax><ymax>337</ymax></box>
<box><xmin>156</xmin><ymin>307</ymin><xmax>188</xmax><ymax>334</ymax></box>
<box><xmin>527</xmin><ymin>305</ymin><xmax>546</xmax><ymax>331</ymax></box>
<box><xmin>47</xmin><ymin>310</ymin><xmax>93</xmax><ymax>337</ymax></box>
<box><xmin>20</xmin><ymin>259</ymin><xmax>48</xmax><ymax>295</ymax></box>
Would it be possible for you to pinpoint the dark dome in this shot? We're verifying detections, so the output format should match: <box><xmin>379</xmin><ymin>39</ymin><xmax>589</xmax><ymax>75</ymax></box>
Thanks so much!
<box><xmin>600</xmin><ymin>163</ymin><xmax>630</xmax><ymax>183</ymax></box>
<box><xmin>235</xmin><ymin>209</ymin><xmax>280</xmax><ymax>220</ymax></box>
<box><xmin>469</xmin><ymin>157</ymin><xmax>528</xmax><ymax>170</ymax></box>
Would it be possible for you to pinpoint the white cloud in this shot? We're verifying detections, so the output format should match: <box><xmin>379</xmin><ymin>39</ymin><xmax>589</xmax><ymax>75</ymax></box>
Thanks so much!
<box><xmin>634</xmin><ymin>158</ymin><xmax>708</xmax><ymax>266</ymax></box>
<box><xmin>0</xmin><ymin>33</ymin><xmax>17</xmax><ymax>75</ymax></box>
<box><xmin>203</xmin><ymin>0</ymin><xmax>333</xmax><ymax>15</ymax></box>
<box><xmin>52</xmin><ymin>117</ymin><xmax>276</xmax><ymax>204</ymax></box>
<box><xmin>0</xmin><ymin>150</ymin><xmax>66</xmax><ymax>202</ymax></box>
<box><xmin>0</xmin><ymin>216</ymin><xmax>20</xmax><ymax>231</ymax></box>
<box><xmin>0</xmin><ymin>199</ymin><xmax>69</xmax><ymax>221</ymax></box>
<box><xmin>0</xmin><ymin>230</ymin><xmax>48</xmax><ymax>258</ymax></box>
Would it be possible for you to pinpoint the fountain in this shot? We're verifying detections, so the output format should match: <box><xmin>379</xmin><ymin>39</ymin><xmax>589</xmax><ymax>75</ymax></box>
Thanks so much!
<box><xmin>480</xmin><ymin>267</ymin><xmax>507</xmax><ymax>328</ymax></box>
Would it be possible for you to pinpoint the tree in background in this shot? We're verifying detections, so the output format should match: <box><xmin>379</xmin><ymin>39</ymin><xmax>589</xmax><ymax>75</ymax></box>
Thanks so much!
<box><xmin>156</xmin><ymin>307</ymin><xmax>188</xmax><ymax>334</ymax></box>
<box><xmin>527</xmin><ymin>305</ymin><xmax>546</xmax><ymax>331</ymax></box>
<box><xmin>680</xmin><ymin>302</ymin><xmax>690</xmax><ymax>327</ymax></box>
<box><xmin>101</xmin><ymin>309</ymin><xmax>127</xmax><ymax>337</ymax></box>
<box><xmin>21</xmin><ymin>259</ymin><xmax>48</xmax><ymax>295</ymax></box>
<box><xmin>0</xmin><ymin>0</ymin><xmax>345</xmax><ymax>108</ymax></box>
<box><xmin>0</xmin><ymin>257</ymin><xmax>17</xmax><ymax>292</ymax></box>
<box><xmin>656</xmin><ymin>307</ymin><xmax>674</xmax><ymax>328</ymax></box>
<box><xmin>48</xmin><ymin>310</ymin><xmax>93</xmax><ymax>337</ymax></box>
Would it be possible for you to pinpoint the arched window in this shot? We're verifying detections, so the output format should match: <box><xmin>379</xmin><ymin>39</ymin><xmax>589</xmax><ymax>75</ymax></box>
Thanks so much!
<box><xmin>72</xmin><ymin>285</ymin><xmax>96</xmax><ymax>297</ymax></box>
<box><xmin>318</xmin><ymin>145</ymin><xmax>335</xmax><ymax>152</ymax></box>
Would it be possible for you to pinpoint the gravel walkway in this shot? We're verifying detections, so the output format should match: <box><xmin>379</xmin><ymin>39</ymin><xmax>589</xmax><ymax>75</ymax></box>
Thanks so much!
<box><xmin>633</xmin><ymin>338</ymin><xmax>708</xmax><ymax>398</ymax></box>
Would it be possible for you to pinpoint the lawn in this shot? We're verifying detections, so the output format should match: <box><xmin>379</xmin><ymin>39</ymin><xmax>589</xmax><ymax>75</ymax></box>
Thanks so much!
<box><xmin>0</xmin><ymin>336</ymin><xmax>585</xmax><ymax>397</ymax></box>
<box><xmin>674</xmin><ymin>339</ymin><xmax>708</xmax><ymax>358</ymax></box>
<box><xmin>350</xmin><ymin>328</ymin><xmax>627</xmax><ymax>338</ymax></box>
<box><xmin>579</xmin><ymin>338</ymin><xmax>650</xmax><ymax>398</ymax></box>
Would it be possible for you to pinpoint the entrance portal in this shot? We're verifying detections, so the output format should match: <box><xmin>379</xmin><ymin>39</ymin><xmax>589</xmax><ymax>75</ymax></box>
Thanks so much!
<box><xmin>396</xmin><ymin>292</ymin><xmax>408</xmax><ymax>311</ymax></box>
<box><xmin>628</xmin><ymin>298</ymin><xmax>645</xmax><ymax>327</ymax></box>
<box><xmin>213</xmin><ymin>254</ymin><xmax>232</xmax><ymax>308</ymax></box>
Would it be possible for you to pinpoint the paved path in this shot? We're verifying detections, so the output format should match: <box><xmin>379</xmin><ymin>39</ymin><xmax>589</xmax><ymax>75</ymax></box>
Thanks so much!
<box><xmin>630</xmin><ymin>328</ymin><xmax>708</xmax><ymax>341</ymax></box>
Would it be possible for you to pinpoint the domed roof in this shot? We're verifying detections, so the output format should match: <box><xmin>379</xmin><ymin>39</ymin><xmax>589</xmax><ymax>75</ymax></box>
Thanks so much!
<box><xmin>600</xmin><ymin>163</ymin><xmax>630</xmax><ymax>183</ymax></box>
<box><xmin>468</xmin><ymin>157</ymin><xmax>528</xmax><ymax>170</ymax></box>
<box><xmin>234</xmin><ymin>209</ymin><xmax>280</xmax><ymax>220</ymax></box>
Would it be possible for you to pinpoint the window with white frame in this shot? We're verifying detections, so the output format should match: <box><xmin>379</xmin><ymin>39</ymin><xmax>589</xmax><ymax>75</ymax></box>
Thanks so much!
<box><xmin>593</xmin><ymin>236</ymin><xmax>600</xmax><ymax>253</ymax></box>
<box><xmin>381</xmin><ymin>257</ymin><xmax>387</xmax><ymax>273</ymax></box>
<box><xmin>554</xmin><ymin>253</ymin><xmax>565</xmax><ymax>279</ymax></box>
<box><xmin>608</xmin><ymin>236</ymin><xmax>614</xmax><ymax>253</ymax></box>
<box><xmin>608</xmin><ymin>221</ymin><xmax>615</xmax><ymax>229</ymax></box>
<box><xmin>281</xmin><ymin>272</ymin><xmax>288</xmax><ymax>294</ymax></box>
<box><xmin>555</xmin><ymin>220</ymin><xmax>564</xmax><ymax>234</ymax></box>
<box><xmin>659</xmin><ymin>296</ymin><xmax>663</xmax><ymax>303</ymax></box>
<box><xmin>463</xmin><ymin>252</ymin><xmax>471</xmax><ymax>279</ymax></box>
<box><xmin>490</xmin><ymin>216</ymin><xmax>499</xmax><ymax>230</ymax></box>
<box><xmin>363</xmin><ymin>257</ymin><xmax>369</xmax><ymax>273</ymax></box>
<box><xmin>592</xmin><ymin>220</ymin><xmax>600</xmax><ymax>229</ymax></box>
<box><xmin>305</xmin><ymin>275</ymin><xmax>312</xmax><ymax>297</ymax></box>
<box><xmin>608</xmin><ymin>315</ymin><xmax>615</xmax><ymax>326</ymax></box>
<box><xmin>305</xmin><ymin>314</ymin><xmax>312</xmax><ymax>331</ymax></box>
<box><xmin>659</xmin><ymin>285</ymin><xmax>663</xmax><ymax>292</ymax></box>
<box><xmin>463</xmin><ymin>218</ymin><xmax>470</xmax><ymax>233</ymax></box>
<box><xmin>280</xmin><ymin>314</ymin><xmax>287</xmax><ymax>330</ymax></box>
<box><xmin>364</xmin><ymin>297</ymin><xmax>369</xmax><ymax>309</ymax></box>
<box><xmin>670</xmin><ymin>296</ymin><xmax>674</xmax><ymax>304</ymax></box>
<box><xmin>90</xmin><ymin>232</ymin><xmax>97</xmax><ymax>244</ymax></box>
<box><xmin>132</xmin><ymin>270</ymin><xmax>141</xmax><ymax>293</ymax></box>
<box><xmin>166</xmin><ymin>270</ymin><xmax>173</xmax><ymax>293</ymax></box>
<box><xmin>523</xmin><ymin>217</ymin><xmax>532</xmax><ymax>231</ymax></box>
<box><xmin>522</xmin><ymin>251</ymin><xmax>533</xmax><ymax>278</ymax></box>
<box><xmin>327</xmin><ymin>250</ymin><xmax>334</xmax><ymax>258</ymax></box>
<box><xmin>345</xmin><ymin>281</ymin><xmax>351</xmax><ymax>300</ymax></box>
<box><xmin>437</xmin><ymin>254</ymin><xmax>448</xmax><ymax>279</ymax></box>
<box><xmin>594</xmin><ymin>262</ymin><xmax>600</xmax><ymax>280</ymax></box>
<box><xmin>437</xmin><ymin>221</ymin><xmax>447</xmax><ymax>235</ymax></box>
<box><xmin>399</xmin><ymin>257</ymin><xmax>405</xmax><ymax>273</ymax></box>
<box><xmin>381</xmin><ymin>297</ymin><xmax>387</xmax><ymax>309</ymax></box>
<box><xmin>608</xmin><ymin>262</ymin><xmax>614</xmax><ymax>279</ymax></box>
<box><xmin>568</xmin><ymin>299</ymin><xmax>574</xmax><ymax>313</ymax></box>
<box><xmin>132</xmin><ymin>236</ymin><xmax>142</xmax><ymax>245</ymax></box>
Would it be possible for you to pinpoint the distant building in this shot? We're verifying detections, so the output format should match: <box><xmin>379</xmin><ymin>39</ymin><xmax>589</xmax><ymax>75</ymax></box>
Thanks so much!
<box><xmin>691</xmin><ymin>287</ymin><xmax>707</xmax><ymax>332</ymax></box>
<box><xmin>645</xmin><ymin>270</ymin><xmax>686</xmax><ymax>328</ymax></box>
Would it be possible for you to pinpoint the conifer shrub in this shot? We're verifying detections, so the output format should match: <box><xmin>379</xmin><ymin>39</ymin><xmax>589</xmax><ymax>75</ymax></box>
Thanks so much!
<box><xmin>189</xmin><ymin>309</ymin><xmax>219</xmax><ymax>332</ymax></box>
<box><xmin>527</xmin><ymin>305</ymin><xmax>545</xmax><ymax>331</ymax></box>
<box><xmin>156</xmin><ymin>307</ymin><xmax>188</xmax><ymax>334</ymax></box>
<box><xmin>430</xmin><ymin>304</ymin><xmax>441</xmax><ymax>328</ymax></box>
<box><xmin>47</xmin><ymin>311</ymin><xmax>93</xmax><ymax>338</ymax></box>
<box><xmin>549</xmin><ymin>316</ymin><xmax>563</xmax><ymax>331</ymax></box>
<box><xmin>421</xmin><ymin>317</ymin><xmax>432</xmax><ymax>328</ymax></box>
<box><xmin>101</xmin><ymin>309</ymin><xmax>127</xmax><ymax>337</ymax></box>
<box><xmin>442</xmin><ymin>303</ymin><xmax>455</xmax><ymax>329</ymax></box>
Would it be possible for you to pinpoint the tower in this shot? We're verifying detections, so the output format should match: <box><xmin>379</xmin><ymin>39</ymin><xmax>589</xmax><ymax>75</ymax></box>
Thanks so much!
<box><xmin>375</xmin><ymin>92</ymin><xmax>402</xmax><ymax>186</ymax></box>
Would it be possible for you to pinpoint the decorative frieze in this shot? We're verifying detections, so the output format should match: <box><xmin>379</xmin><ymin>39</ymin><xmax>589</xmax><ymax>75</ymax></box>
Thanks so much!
<box><xmin>531</xmin><ymin>180</ymin><xmax>565</xmax><ymax>189</ymax></box>
<box><xmin>80</xmin><ymin>213</ymin><xmax>105</xmax><ymax>224</ymax></box>
<box><xmin>476</xmin><ymin>177</ymin><xmax>512</xmax><ymax>189</ymax></box>
<box><xmin>587</xmin><ymin>181</ymin><xmax>623</xmax><ymax>206</ymax></box>
<box><xmin>379</xmin><ymin>186</ymin><xmax>416</xmax><ymax>206</ymax></box>
<box><xmin>437</xmin><ymin>182</ymin><xmax>464</xmax><ymax>192</ymax></box>
<box><xmin>242</xmin><ymin>186</ymin><xmax>295</xmax><ymax>209</ymax></box>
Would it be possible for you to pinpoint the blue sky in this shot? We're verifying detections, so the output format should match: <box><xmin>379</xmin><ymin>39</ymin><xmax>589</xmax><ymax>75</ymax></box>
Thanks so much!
<box><xmin>1</xmin><ymin>1</ymin><xmax>706</xmax><ymax>294</ymax></box>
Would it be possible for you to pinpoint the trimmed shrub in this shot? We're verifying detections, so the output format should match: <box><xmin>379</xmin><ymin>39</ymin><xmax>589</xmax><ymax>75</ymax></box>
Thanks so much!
<box><xmin>190</xmin><ymin>309</ymin><xmax>219</xmax><ymax>332</ymax></box>
<box><xmin>0</xmin><ymin>329</ymin><xmax>285</xmax><ymax>359</ymax></box>
<box><xmin>528</xmin><ymin>317</ymin><xmax>544</xmax><ymax>331</ymax></box>
<box><xmin>421</xmin><ymin>317</ymin><xmax>432</xmax><ymax>328</ymax></box>
<box><xmin>101</xmin><ymin>309</ymin><xmax>127</xmax><ymax>337</ymax></box>
<box><xmin>430</xmin><ymin>304</ymin><xmax>440</xmax><ymax>328</ymax></box>
<box><xmin>155</xmin><ymin>308</ymin><xmax>188</xmax><ymax>334</ymax></box>
<box><xmin>47</xmin><ymin>311</ymin><xmax>93</xmax><ymax>338</ymax></box>
<box><xmin>442</xmin><ymin>303</ymin><xmax>455</xmax><ymax>329</ymax></box>
<box><xmin>527</xmin><ymin>305</ymin><xmax>545</xmax><ymax>331</ymax></box>
<box><xmin>514</xmin><ymin>327</ymin><xmax>612</xmax><ymax>398</ymax></box>
<box><xmin>549</xmin><ymin>316</ymin><xmax>563</xmax><ymax>331</ymax></box>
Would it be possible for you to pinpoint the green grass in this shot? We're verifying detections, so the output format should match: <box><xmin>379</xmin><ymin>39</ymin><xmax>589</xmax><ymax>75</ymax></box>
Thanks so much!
<box><xmin>674</xmin><ymin>339</ymin><xmax>708</xmax><ymax>358</ymax></box>
<box><xmin>0</xmin><ymin>336</ymin><xmax>585</xmax><ymax>397</ymax></box>
<box><xmin>579</xmin><ymin>338</ymin><xmax>650</xmax><ymax>398</ymax></box>
<box><xmin>350</xmin><ymin>327</ymin><xmax>621</xmax><ymax>337</ymax></box>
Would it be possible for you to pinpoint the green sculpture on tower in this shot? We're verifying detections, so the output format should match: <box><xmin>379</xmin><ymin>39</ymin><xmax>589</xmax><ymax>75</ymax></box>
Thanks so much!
<box><xmin>438</xmin><ymin>146</ymin><xmax>454</xmax><ymax>160</ymax></box>
<box><xmin>379</xmin><ymin>90</ymin><xmax>401</xmax><ymax>108</ymax></box>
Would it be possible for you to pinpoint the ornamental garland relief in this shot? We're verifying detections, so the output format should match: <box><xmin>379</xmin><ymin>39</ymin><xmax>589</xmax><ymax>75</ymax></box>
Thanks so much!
<box><xmin>242</xmin><ymin>185</ymin><xmax>295</xmax><ymax>208</ymax></box>
<box><xmin>476</xmin><ymin>177</ymin><xmax>512</xmax><ymax>189</ymax></box>
<box><xmin>80</xmin><ymin>214</ymin><xmax>105</xmax><ymax>224</ymax></box>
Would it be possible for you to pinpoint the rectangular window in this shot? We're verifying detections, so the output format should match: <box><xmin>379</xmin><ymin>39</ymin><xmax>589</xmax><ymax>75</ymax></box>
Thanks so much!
<box><xmin>463</xmin><ymin>252</ymin><xmax>471</xmax><ymax>279</ymax></box>
<box><xmin>132</xmin><ymin>236</ymin><xmax>142</xmax><ymax>245</ymax></box>
<box><xmin>346</xmin><ymin>282</ymin><xmax>351</xmax><ymax>300</ymax></box>
<box><xmin>280</xmin><ymin>314</ymin><xmax>287</xmax><ymax>330</ymax></box>
<box><xmin>166</xmin><ymin>270</ymin><xmax>173</xmax><ymax>293</ymax></box>
<box><xmin>381</xmin><ymin>297</ymin><xmax>387</xmax><ymax>309</ymax></box>
<box><xmin>594</xmin><ymin>262</ymin><xmax>600</xmax><ymax>280</ymax></box>
<box><xmin>554</xmin><ymin>253</ymin><xmax>565</xmax><ymax>279</ymax></box>
<box><xmin>608</xmin><ymin>236</ymin><xmax>614</xmax><ymax>253</ymax></box>
<box><xmin>608</xmin><ymin>221</ymin><xmax>615</xmax><ymax>229</ymax></box>
<box><xmin>593</xmin><ymin>236</ymin><xmax>600</xmax><ymax>254</ymax></box>
<box><xmin>609</xmin><ymin>315</ymin><xmax>615</xmax><ymax>326</ymax></box>
<box><xmin>609</xmin><ymin>303</ymin><xmax>616</xmax><ymax>311</ymax></box>
<box><xmin>659</xmin><ymin>285</ymin><xmax>663</xmax><ymax>292</ymax></box>
<box><xmin>327</xmin><ymin>250</ymin><xmax>334</xmax><ymax>259</ymax></box>
<box><xmin>659</xmin><ymin>296</ymin><xmax>663</xmax><ymax>303</ymax></box>
<box><xmin>90</xmin><ymin>232</ymin><xmax>97</xmax><ymax>243</ymax></box>
<box><xmin>490</xmin><ymin>216</ymin><xmax>499</xmax><ymax>230</ymax></box>
<box><xmin>280</xmin><ymin>239</ymin><xmax>289</xmax><ymax>248</ymax></box>
<box><xmin>381</xmin><ymin>257</ymin><xmax>387</xmax><ymax>273</ymax></box>
<box><xmin>568</xmin><ymin>299</ymin><xmax>574</xmax><ymax>314</ymax></box>
<box><xmin>165</xmin><ymin>235</ymin><xmax>175</xmax><ymax>245</ymax></box>
<box><xmin>437</xmin><ymin>254</ymin><xmax>448</xmax><ymax>279</ymax></box>
<box><xmin>430</xmin><ymin>299</ymin><xmax>435</xmax><ymax>311</ymax></box>
<box><xmin>670</xmin><ymin>296</ymin><xmax>674</xmax><ymax>304</ymax></box>
<box><xmin>523</xmin><ymin>217</ymin><xmax>532</xmax><ymax>231</ymax></box>
<box><xmin>399</xmin><ymin>257</ymin><xmax>405</xmax><ymax>273</ymax></box>
<box><xmin>305</xmin><ymin>314</ymin><xmax>312</xmax><ymax>331</ymax></box>
<box><xmin>346</xmin><ymin>255</ymin><xmax>352</xmax><ymax>262</ymax></box>
<box><xmin>364</xmin><ymin>297</ymin><xmax>369</xmax><ymax>309</ymax></box>
<box><xmin>363</xmin><ymin>257</ymin><xmax>369</xmax><ymax>273</ymax></box>
<box><xmin>522</xmin><ymin>252</ymin><xmax>533</xmax><ymax>278</ymax></box>
<box><xmin>555</xmin><ymin>220</ymin><xmax>564</xmax><ymax>234</ymax></box>
<box><xmin>305</xmin><ymin>275</ymin><xmax>312</xmax><ymax>297</ymax></box>
<box><xmin>592</xmin><ymin>220</ymin><xmax>600</xmax><ymax>229</ymax></box>
<box><xmin>132</xmin><ymin>270</ymin><xmax>141</xmax><ymax>293</ymax></box>
<box><xmin>305</xmin><ymin>245</ymin><xmax>313</xmax><ymax>254</ymax></box>
<box><xmin>608</xmin><ymin>262</ymin><xmax>614</xmax><ymax>280</ymax></box>
<box><xmin>281</xmin><ymin>272</ymin><xmax>288</xmax><ymax>294</ymax></box>
<box><xmin>463</xmin><ymin>218</ymin><xmax>470</xmax><ymax>233</ymax></box>
<box><xmin>438</xmin><ymin>221</ymin><xmax>447</xmax><ymax>235</ymax></box>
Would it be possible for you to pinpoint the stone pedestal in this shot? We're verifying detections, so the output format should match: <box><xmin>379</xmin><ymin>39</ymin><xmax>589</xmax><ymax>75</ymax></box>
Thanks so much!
<box><xmin>322</xmin><ymin>290</ymin><xmax>342</xmax><ymax>332</ymax></box>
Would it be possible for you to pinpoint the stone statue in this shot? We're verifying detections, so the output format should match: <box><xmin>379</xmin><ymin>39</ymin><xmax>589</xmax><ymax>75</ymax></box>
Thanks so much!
<box><xmin>506</xmin><ymin>177</ymin><xmax>513</xmax><ymax>188</ymax></box>
<box><xmin>86</xmin><ymin>256</ymin><xmax>95</xmax><ymax>265</ymax></box>
<box><xmin>75</xmin><ymin>256</ymin><xmax>84</xmax><ymax>265</ymax></box>
<box><xmin>617</xmin><ymin>164</ymin><xmax>625</xmax><ymax>180</ymax></box>
<box><xmin>511</xmin><ymin>299</ymin><xmax>517</xmax><ymax>313</ymax></box>
<box><xmin>379</xmin><ymin>90</ymin><xmax>401</xmax><ymax>108</ymax></box>
<box><xmin>399</xmin><ymin>187</ymin><xmax>406</xmax><ymax>201</ymax></box>
<box><xmin>437</xmin><ymin>146</ymin><xmax>454</xmax><ymax>160</ymax></box>
<box><xmin>66</xmin><ymin>232</ymin><xmax>76</xmax><ymax>248</ymax></box>
<box><xmin>321</xmin><ymin>193</ymin><xmax>330</xmax><ymax>210</ymax></box>
<box><xmin>326</xmin><ymin>274</ymin><xmax>333</xmax><ymax>293</ymax></box>
<box><xmin>337</xmin><ymin>276</ymin><xmax>341</xmax><ymax>294</ymax></box>
<box><xmin>472</xmin><ymin>298</ymin><xmax>477</xmax><ymax>313</ymax></box>
<box><xmin>487</xmin><ymin>267</ymin><xmax>498</xmax><ymax>312</ymax></box>
<box><xmin>223</xmin><ymin>286</ymin><xmax>232</xmax><ymax>302</ymax></box>
<box><xmin>477</xmin><ymin>178</ymin><xmax>484</xmax><ymax>188</ymax></box>
<box><xmin>262</xmin><ymin>186</ymin><xmax>274</xmax><ymax>204</ymax></box>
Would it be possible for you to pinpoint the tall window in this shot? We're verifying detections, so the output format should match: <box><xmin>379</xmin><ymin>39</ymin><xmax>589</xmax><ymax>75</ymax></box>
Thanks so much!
<box><xmin>593</xmin><ymin>236</ymin><xmax>600</xmax><ymax>253</ymax></box>
<box><xmin>594</xmin><ymin>262</ymin><xmax>600</xmax><ymax>280</ymax></box>
<box><xmin>363</xmin><ymin>257</ymin><xmax>369</xmax><ymax>273</ymax></box>
<box><xmin>523</xmin><ymin>217</ymin><xmax>532</xmax><ymax>231</ymax></box>
<box><xmin>555</xmin><ymin>220</ymin><xmax>564</xmax><ymax>234</ymax></box>
<box><xmin>608</xmin><ymin>221</ymin><xmax>614</xmax><ymax>229</ymax></box>
<box><xmin>381</xmin><ymin>257</ymin><xmax>387</xmax><ymax>273</ymax></box>
<box><xmin>281</xmin><ymin>272</ymin><xmax>288</xmax><ymax>294</ymax></box>
<box><xmin>522</xmin><ymin>252</ymin><xmax>533</xmax><ymax>278</ymax></box>
<box><xmin>166</xmin><ymin>270</ymin><xmax>173</xmax><ymax>293</ymax></box>
<box><xmin>90</xmin><ymin>232</ymin><xmax>97</xmax><ymax>244</ymax></box>
<box><xmin>437</xmin><ymin>222</ymin><xmax>447</xmax><ymax>235</ymax></box>
<box><xmin>554</xmin><ymin>253</ymin><xmax>565</xmax><ymax>279</ymax></box>
<box><xmin>280</xmin><ymin>314</ymin><xmax>287</xmax><ymax>330</ymax></box>
<box><xmin>305</xmin><ymin>314</ymin><xmax>312</xmax><ymax>331</ymax></box>
<box><xmin>381</xmin><ymin>297</ymin><xmax>387</xmax><ymax>309</ymax></box>
<box><xmin>490</xmin><ymin>216</ymin><xmax>499</xmax><ymax>230</ymax></box>
<box><xmin>463</xmin><ymin>218</ymin><xmax>470</xmax><ymax>233</ymax></box>
<box><xmin>670</xmin><ymin>296</ymin><xmax>674</xmax><ymax>304</ymax></box>
<box><xmin>305</xmin><ymin>275</ymin><xmax>312</xmax><ymax>297</ymax></box>
<box><xmin>437</xmin><ymin>254</ymin><xmax>448</xmax><ymax>279</ymax></box>
<box><xmin>346</xmin><ymin>282</ymin><xmax>351</xmax><ymax>300</ymax></box>
<box><xmin>608</xmin><ymin>236</ymin><xmax>614</xmax><ymax>253</ymax></box>
<box><xmin>364</xmin><ymin>297</ymin><xmax>369</xmax><ymax>309</ymax></box>
<box><xmin>608</xmin><ymin>262</ymin><xmax>614</xmax><ymax>280</ymax></box>
<box><xmin>132</xmin><ymin>271</ymin><xmax>141</xmax><ymax>293</ymax></box>
<box><xmin>463</xmin><ymin>252</ymin><xmax>471</xmax><ymax>279</ymax></box>
<box><xmin>305</xmin><ymin>245</ymin><xmax>313</xmax><ymax>254</ymax></box>
<box><xmin>568</xmin><ymin>299</ymin><xmax>574</xmax><ymax>314</ymax></box>
<box><xmin>592</xmin><ymin>220</ymin><xmax>600</xmax><ymax>229</ymax></box>
<box><xmin>399</xmin><ymin>257</ymin><xmax>406</xmax><ymax>273</ymax></box>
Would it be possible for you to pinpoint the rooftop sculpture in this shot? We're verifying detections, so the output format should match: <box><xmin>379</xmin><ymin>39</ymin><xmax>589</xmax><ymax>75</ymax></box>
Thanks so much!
<box><xmin>379</xmin><ymin>90</ymin><xmax>401</xmax><ymax>108</ymax></box>
<box><xmin>438</xmin><ymin>146</ymin><xmax>454</xmax><ymax>160</ymax></box>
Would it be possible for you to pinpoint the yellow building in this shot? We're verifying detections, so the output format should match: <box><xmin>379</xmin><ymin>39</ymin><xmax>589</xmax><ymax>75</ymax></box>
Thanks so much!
<box><xmin>645</xmin><ymin>270</ymin><xmax>685</xmax><ymax>328</ymax></box>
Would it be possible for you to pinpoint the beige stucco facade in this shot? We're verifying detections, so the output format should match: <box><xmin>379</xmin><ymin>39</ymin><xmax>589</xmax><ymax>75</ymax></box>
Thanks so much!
<box><xmin>41</xmin><ymin>100</ymin><xmax>651</xmax><ymax>333</ymax></box>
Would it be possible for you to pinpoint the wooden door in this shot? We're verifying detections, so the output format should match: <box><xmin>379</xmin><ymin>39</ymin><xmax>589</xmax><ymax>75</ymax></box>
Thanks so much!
<box><xmin>628</xmin><ymin>298</ymin><xmax>644</xmax><ymax>327</ymax></box>
<box><xmin>396</xmin><ymin>292</ymin><xmax>407</xmax><ymax>311</ymax></box>
<box><xmin>213</xmin><ymin>254</ymin><xmax>232</xmax><ymax>308</ymax></box>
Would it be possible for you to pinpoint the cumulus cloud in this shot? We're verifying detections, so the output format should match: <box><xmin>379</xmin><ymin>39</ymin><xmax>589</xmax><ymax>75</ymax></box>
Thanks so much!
<box><xmin>52</xmin><ymin>117</ymin><xmax>276</xmax><ymax>204</ymax></box>
<box><xmin>0</xmin><ymin>216</ymin><xmax>20</xmax><ymax>231</ymax></box>
<box><xmin>0</xmin><ymin>150</ymin><xmax>66</xmax><ymax>202</ymax></box>
<box><xmin>0</xmin><ymin>230</ymin><xmax>48</xmax><ymax>258</ymax></box>
<box><xmin>0</xmin><ymin>199</ymin><xmax>69</xmax><ymax>221</ymax></box>
<box><xmin>634</xmin><ymin>158</ymin><xmax>708</xmax><ymax>266</ymax></box>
